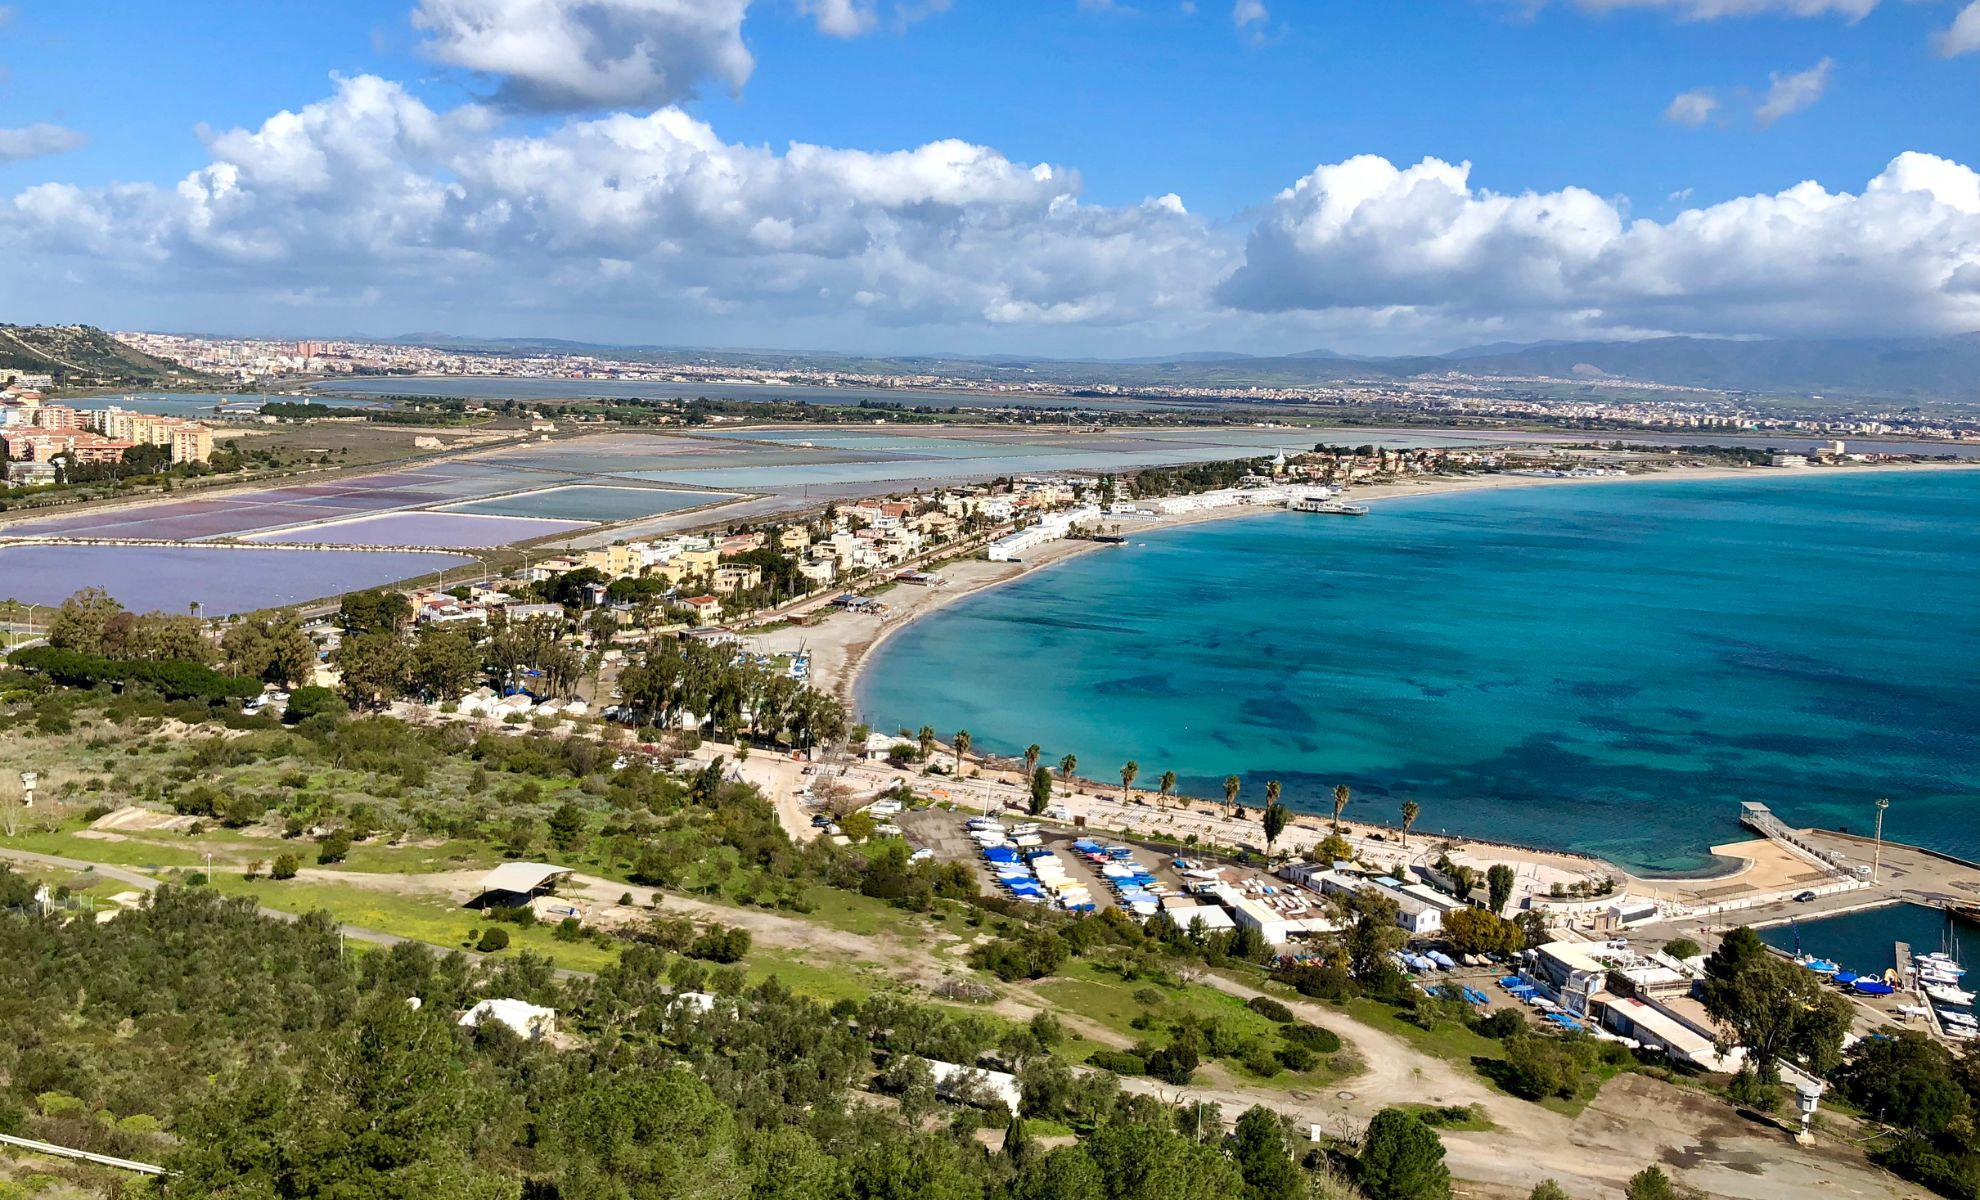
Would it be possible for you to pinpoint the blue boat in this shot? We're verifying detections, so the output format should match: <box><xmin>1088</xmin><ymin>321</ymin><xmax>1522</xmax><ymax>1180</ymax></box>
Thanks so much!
<box><xmin>1853</xmin><ymin>979</ymin><xmax>1896</xmax><ymax>996</ymax></box>
<box><xmin>1833</xmin><ymin>971</ymin><xmax>1859</xmax><ymax>985</ymax></box>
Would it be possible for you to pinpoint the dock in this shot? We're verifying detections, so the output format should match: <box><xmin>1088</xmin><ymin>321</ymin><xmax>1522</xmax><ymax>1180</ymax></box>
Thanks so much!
<box><xmin>1897</xmin><ymin>941</ymin><xmax>1944</xmax><ymax>1039</ymax></box>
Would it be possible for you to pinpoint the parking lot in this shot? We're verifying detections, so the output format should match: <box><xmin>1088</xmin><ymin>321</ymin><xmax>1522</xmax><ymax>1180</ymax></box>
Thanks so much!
<box><xmin>894</xmin><ymin>807</ymin><xmax>1275</xmax><ymax>915</ymax></box>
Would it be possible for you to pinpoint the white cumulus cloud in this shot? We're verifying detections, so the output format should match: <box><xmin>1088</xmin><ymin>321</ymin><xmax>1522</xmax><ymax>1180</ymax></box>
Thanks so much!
<box><xmin>798</xmin><ymin>0</ymin><xmax>877</xmax><ymax>36</ymax></box>
<box><xmin>411</xmin><ymin>0</ymin><xmax>754</xmax><ymax>111</ymax></box>
<box><xmin>1754</xmin><ymin>57</ymin><xmax>1832</xmax><ymax>126</ymax></box>
<box><xmin>0</xmin><ymin>123</ymin><xmax>86</xmax><ymax>163</ymax></box>
<box><xmin>1215</xmin><ymin>152</ymin><xmax>1980</xmax><ymax>341</ymax></box>
<box><xmin>0</xmin><ymin>75</ymin><xmax>1226</xmax><ymax>335</ymax></box>
<box><xmin>1663</xmin><ymin>89</ymin><xmax>1719</xmax><ymax>126</ymax></box>
<box><xmin>4</xmin><ymin>73</ymin><xmax>1979</xmax><ymax>352</ymax></box>
<box><xmin>1937</xmin><ymin>1</ymin><xmax>1980</xmax><ymax>56</ymax></box>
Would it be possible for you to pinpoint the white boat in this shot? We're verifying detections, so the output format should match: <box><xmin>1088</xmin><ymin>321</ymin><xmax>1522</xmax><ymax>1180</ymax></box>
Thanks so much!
<box><xmin>1898</xmin><ymin>1004</ymin><xmax>1932</xmax><ymax>1018</ymax></box>
<box><xmin>1938</xmin><ymin>1009</ymin><xmax>1979</xmax><ymax>1029</ymax></box>
<box><xmin>1926</xmin><ymin>985</ymin><xmax>1977</xmax><ymax>1006</ymax></box>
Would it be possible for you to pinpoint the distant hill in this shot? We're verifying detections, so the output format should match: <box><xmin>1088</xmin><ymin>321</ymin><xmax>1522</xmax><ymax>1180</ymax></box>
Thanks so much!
<box><xmin>0</xmin><ymin>324</ymin><xmax>214</xmax><ymax>388</ymax></box>
<box><xmin>334</xmin><ymin>328</ymin><xmax>1980</xmax><ymax>405</ymax></box>
<box><xmin>1010</xmin><ymin>334</ymin><xmax>1980</xmax><ymax>402</ymax></box>
<box><xmin>1442</xmin><ymin>335</ymin><xmax>1980</xmax><ymax>401</ymax></box>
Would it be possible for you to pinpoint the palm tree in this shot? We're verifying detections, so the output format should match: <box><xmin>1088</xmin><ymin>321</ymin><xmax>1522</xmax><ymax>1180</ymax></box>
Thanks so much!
<box><xmin>1263</xmin><ymin>780</ymin><xmax>1287</xmax><ymax>862</ymax></box>
<box><xmin>1158</xmin><ymin>770</ymin><xmax>1177</xmax><ymax>809</ymax></box>
<box><xmin>1023</xmin><ymin>743</ymin><xmax>1042</xmax><ymax>785</ymax></box>
<box><xmin>1331</xmin><ymin>783</ymin><xmax>1351</xmax><ymax>833</ymax></box>
<box><xmin>918</xmin><ymin>725</ymin><xmax>936</xmax><ymax>762</ymax></box>
<box><xmin>1223</xmin><ymin>775</ymin><xmax>1241</xmax><ymax>817</ymax></box>
<box><xmin>1059</xmin><ymin>753</ymin><xmax>1078</xmax><ymax>797</ymax></box>
<box><xmin>954</xmin><ymin>729</ymin><xmax>971</xmax><ymax>774</ymax></box>
<box><xmin>1120</xmin><ymin>760</ymin><xmax>1139</xmax><ymax>804</ymax></box>
<box><xmin>1400</xmin><ymin>799</ymin><xmax>1420</xmax><ymax>849</ymax></box>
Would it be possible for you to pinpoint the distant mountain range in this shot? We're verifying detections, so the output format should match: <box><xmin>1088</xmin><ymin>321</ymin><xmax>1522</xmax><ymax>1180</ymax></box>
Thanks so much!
<box><xmin>371</xmin><ymin>329</ymin><xmax>1980</xmax><ymax>404</ymax></box>
<box><xmin>0</xmin><ymin>325</ymin><xmax>213</xmax><ymax>388</ymax></box>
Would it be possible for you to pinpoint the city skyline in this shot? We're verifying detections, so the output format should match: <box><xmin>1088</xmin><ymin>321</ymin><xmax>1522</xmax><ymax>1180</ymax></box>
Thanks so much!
<box><xmin>0</xmin><ymin>0</ymin><xmax>1977</xmax><ymax>356</ymax></box>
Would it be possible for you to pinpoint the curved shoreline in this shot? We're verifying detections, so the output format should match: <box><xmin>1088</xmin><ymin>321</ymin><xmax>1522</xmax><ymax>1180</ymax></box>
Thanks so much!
<box><xmin>835</xmin><ymin>460</ymin><xmax>1980</xmax><ymax>706</ymax></box>
<box><xmin>802</xmin><ymin>460</ymin><xmax>1980</xmax><ymax>887</ymax></box>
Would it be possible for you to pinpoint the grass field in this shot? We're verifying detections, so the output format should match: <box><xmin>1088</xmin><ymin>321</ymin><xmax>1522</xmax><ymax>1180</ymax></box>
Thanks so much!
<box><xmin>211</xmin><ymin>874</ymin><xmax>623</xmax><ymax>973</ymax></box>
<box><xmin>1035</xmin><ymin>959</ymin><xmax>1351</xmax><ymax>1089</ymax></box>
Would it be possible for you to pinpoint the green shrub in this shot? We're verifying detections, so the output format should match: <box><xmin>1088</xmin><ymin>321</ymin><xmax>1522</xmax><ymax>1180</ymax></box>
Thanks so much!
<box><xmin>1275</xmin><ymin>1045</ymin><xmax>1317</xmax><ymax>1072</ymax></box>
<box><xmin>317</xmin><ymin>829</ymin><xmax>353</xmax><ymax>865</ymax></box>
<box><xmin>1281</xmin><ymin>1022</ymin><xmax>1343</xmax><ymax>1053</ymax></box>
<box><xmin>35</xmin><ymin>1091</ymin><xmax>86</xmax><ymax>1118</ymax></box>
<box><xmin>270</xmin><ymin>853</ymin><xmax>300</xmax><ymax>880</ymax></box>
<box><xmin>1247</xmin><ymin>995</ymin><xmax>1296</xmax><ymax>1023</ymax></box>
<box><xmin>1086</xmin><ymin>1049</ymin><xmax>1146</xmax><ymax>1075</ymax></box>
<box><xmin>477</xmin><ymin>927</ymin><xmax>511</xmax><ymax>953</ymax></box>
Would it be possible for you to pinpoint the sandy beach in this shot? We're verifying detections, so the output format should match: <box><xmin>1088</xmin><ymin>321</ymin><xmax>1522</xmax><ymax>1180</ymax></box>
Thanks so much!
<box><xmin>748</xmin><ymin>459</ymin><xmax>1978</xmax><ymax>704</ymax></box>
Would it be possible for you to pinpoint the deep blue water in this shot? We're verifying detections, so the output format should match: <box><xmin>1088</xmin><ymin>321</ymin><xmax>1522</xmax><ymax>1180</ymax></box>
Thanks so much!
<box><xmin>858</xmin><ymin>471</ymin><xmax>1980</xmax><ymax>872</ymax></box>
<box><xmin>1760</xmin><ymin>904</ymin><xmax>1980</xmax><ymax>989</ymax></box>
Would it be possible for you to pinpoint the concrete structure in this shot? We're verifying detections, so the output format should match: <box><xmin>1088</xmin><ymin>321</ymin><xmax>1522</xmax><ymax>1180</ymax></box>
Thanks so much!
<box><xmin>469</xmin><ymin>862</ymin><xmax>573</xmax><ymax>908</ymax></box>
<box><xmin>917</xmin><ymin>1058</ymin><xmax>1020</xmax><ymax>1114</ymax></box>
<box><xmin>1285</xmin><ymin>864</ymin><xmax>1459</xmax><ymax>934</ymax></box>
<box><xmin>1159</xmin><ymin>894</ymin><xmax>1237</xmax><ymax>932</ymax></box>
<box><xmin>1602</xmin><ymin>996</ymin><xmax>1742</xmax><ymax>1072</ymax></box>
<box><xmin>986</xmin><ymin>504</ymin><xmax>1102</xmax><ymax>562</ymax></box>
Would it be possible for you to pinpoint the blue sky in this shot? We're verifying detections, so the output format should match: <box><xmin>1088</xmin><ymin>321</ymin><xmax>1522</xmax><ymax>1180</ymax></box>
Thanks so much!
<box><xmin>1</xmin><ymin>0</ymin><xmax>1977</xmax><ymax>355</ymax></box>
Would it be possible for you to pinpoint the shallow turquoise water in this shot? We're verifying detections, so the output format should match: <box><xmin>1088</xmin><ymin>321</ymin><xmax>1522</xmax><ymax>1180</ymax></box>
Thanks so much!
<box><xmin>858</xmin><ymin>471</ymin><xmax>1980</xmax><ymax>872</ymax></box>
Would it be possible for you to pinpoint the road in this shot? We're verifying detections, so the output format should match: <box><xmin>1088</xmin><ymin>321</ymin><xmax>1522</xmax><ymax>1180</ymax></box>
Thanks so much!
<box><xmin>1121</xmin><ymin>971</ymin><xmax>1927</xmax><ymax>1200</ymax></box>
<box><xmin>0</xmin><ymin>849</ymin><xmax>1929</xmax><ymax>1198</ymax></box>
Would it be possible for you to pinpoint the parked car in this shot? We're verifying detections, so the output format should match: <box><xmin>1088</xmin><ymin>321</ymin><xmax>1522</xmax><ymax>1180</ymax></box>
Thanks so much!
<box><xmin>1793</xmin><ymin>890</ymin><xmax>1818</xmax><ymax>902</ymax></box>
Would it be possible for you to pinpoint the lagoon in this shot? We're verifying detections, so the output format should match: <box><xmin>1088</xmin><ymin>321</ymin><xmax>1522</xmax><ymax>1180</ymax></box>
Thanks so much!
<box><xmin>857</xmin><ymin>470</ymin><xmax>1980</xmax><ymax>873</ymax></box>
<box><xmin>0</xmin><ymin>545</ymin><xmax>474</xmax><ymax>615</ymax></box>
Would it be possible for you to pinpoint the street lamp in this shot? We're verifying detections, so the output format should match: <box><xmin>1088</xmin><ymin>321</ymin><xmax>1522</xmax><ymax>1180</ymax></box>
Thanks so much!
<box><xmin>1872</xmin><ymin>798</ymin><xmax>1891</xmax><ymax>884</ymax></box>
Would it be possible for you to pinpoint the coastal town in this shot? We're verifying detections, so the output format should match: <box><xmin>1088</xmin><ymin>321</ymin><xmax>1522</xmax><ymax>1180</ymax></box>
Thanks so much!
<box><xmin>0</xmin><ymin>307</ymin><xmax>1975</xmax><ymax>1200</ymax></box>
<box><xmin>7</xmin><ymin>3</ymin><xmax>1980</xmax><ymax>1197</ymax></box>
<box><xmin>1</xmin><ymin>383</ymin><xmax>215</xmax><ymax>486</ymax></box>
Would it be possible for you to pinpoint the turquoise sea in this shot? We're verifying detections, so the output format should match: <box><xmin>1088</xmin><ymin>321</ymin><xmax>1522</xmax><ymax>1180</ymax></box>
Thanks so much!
<box><xmin>857</xmin><ymin>471</ymin><xmax>1980</xmax><ymax>873</ymax></box>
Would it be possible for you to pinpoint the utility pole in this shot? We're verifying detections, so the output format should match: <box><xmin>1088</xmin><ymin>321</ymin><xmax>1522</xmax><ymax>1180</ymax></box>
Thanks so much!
<box><xmin>1872</xmin><ymin>798</ymin><xmax>1891</xmax><ymax>884</ymax></box>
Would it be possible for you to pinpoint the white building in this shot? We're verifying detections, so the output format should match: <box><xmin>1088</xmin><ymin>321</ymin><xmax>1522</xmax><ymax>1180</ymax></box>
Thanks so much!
<box><xmin>985</xmin><ymin>505</ymin><xmax>1102</xmax><ymax>561</ymax></box>
<box><xmin>459</xmin><ymin>998</ymin><xmax>557</xmax><ymax>1039</ymax></box>
<box><xmin>917</xmin><ymin>1058</ymin><xmax>1021</xmax><ymax>1114</ymax></box>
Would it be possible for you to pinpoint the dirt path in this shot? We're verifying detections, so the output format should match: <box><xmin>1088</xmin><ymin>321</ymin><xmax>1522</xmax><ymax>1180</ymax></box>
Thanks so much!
<box><xmin>1165</xmin><ymin>970</ymin><xmax>1923</xmax><ymax>1200</ymax></box>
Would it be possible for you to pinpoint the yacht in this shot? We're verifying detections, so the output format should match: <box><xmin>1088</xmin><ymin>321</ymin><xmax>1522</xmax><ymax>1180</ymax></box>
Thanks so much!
<box><xmin>1926</xmin><ymin>983</ymin><xmax>1977</xmax><ymax>1007</ymax></box>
